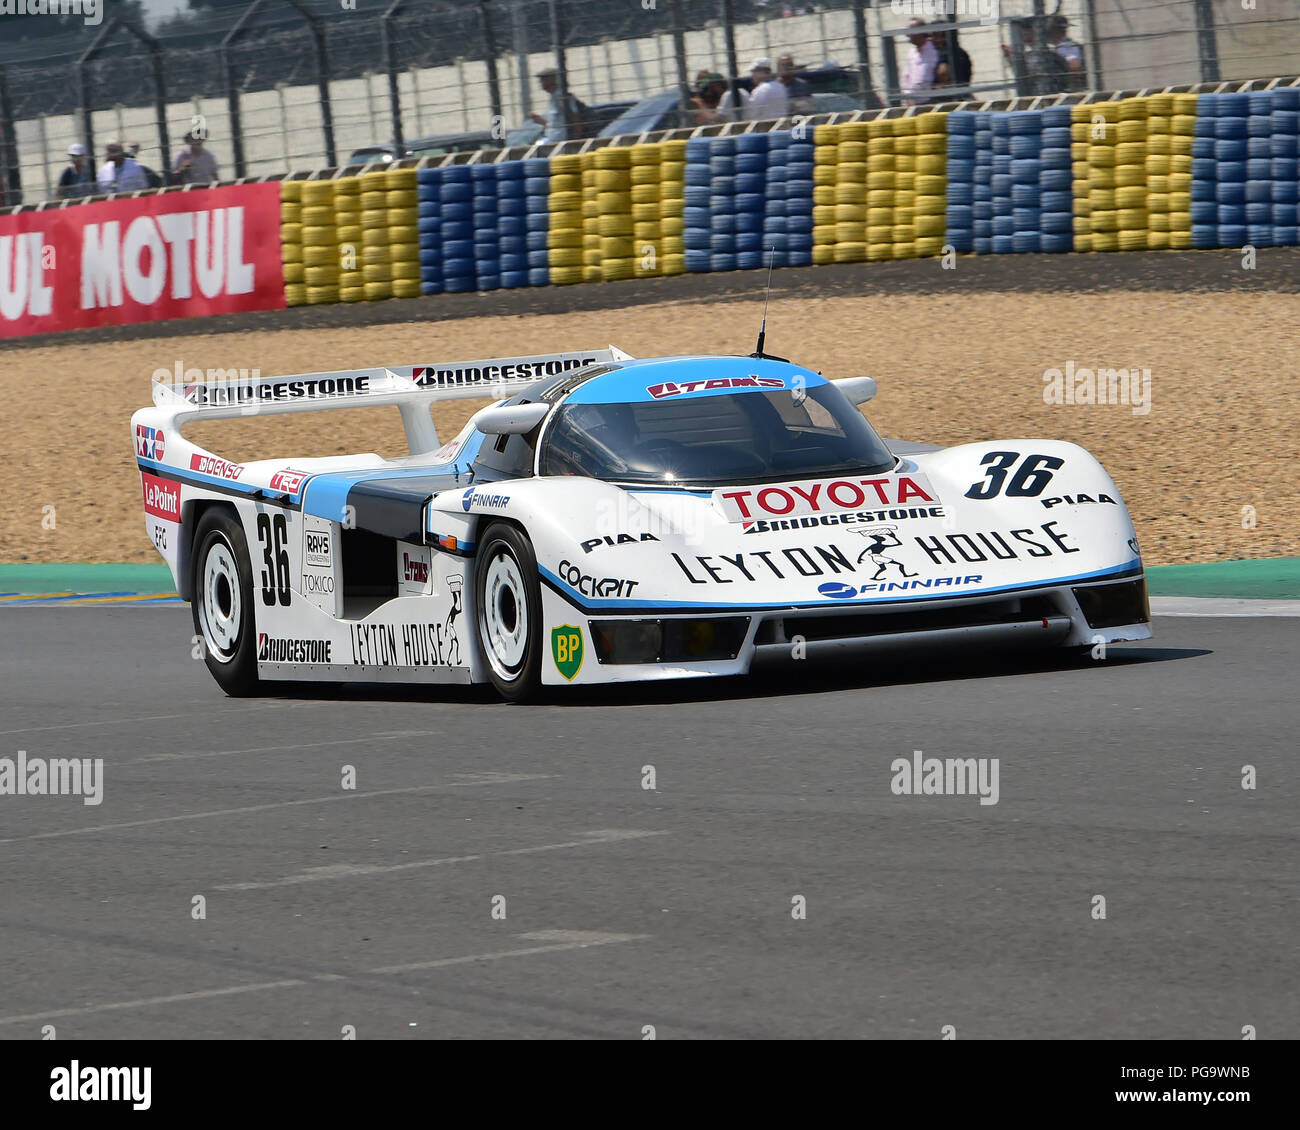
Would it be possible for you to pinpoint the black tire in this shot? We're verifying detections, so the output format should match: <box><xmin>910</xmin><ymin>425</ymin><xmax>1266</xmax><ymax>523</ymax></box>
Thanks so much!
<box><xmin>474</xmin><ymin>522</ymin><xmax>543</xmax><ymax>702</ymax></box>
<box><xmin>190</xmin><ymin>509</ymin><xmax>260</xmax><ymax>696</ymax></box>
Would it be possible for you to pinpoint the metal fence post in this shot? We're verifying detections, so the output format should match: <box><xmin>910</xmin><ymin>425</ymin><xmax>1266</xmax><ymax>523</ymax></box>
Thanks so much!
<box><xmin>286</xmin><ymin>0</ymin><xmax>336</xmax><ymax>169</ymax></box>
<box><xmin>381</xmin><ymin>0</ymin><xmax>407</xmax><ymax>151</ymax></box>
<box><xmin>719</xmin><ymin>0</ymin><xmax>740</xmax><ymax>113</ymax></box>
<box><xmin>0</xmin><ymin>65</ymin><xmax>21</xmax><ymax>207</ymax></box>
<box><xmin>547</xmin><ymin>0</ymin><xmax>570</xmax><ymax>135</ymax></box>
<box><xmin>479</xmin><ymin>0</ymin><xmax>504</xmax><ymax>136</ymax></box>
<box><xmin>667</xmin><ymin>0</ymin><xmax>692</xmax><ymax>118</ymax></box>
<box><xmin>1193</xmin><ymin>0</ymin><xmax>1221</xmax><ymax>84</ymax></box>
<box><xmin>851</xmin><ymin>0</ymin><xmax>872</xmax><ymax>107</ymax></box>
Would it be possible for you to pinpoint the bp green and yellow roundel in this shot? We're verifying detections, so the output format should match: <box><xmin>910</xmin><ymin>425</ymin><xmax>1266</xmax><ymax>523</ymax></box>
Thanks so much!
<box><xmin>551</xmin><ymin>625</ymin><xmax>583</xmax><ymax>680</ymax></box>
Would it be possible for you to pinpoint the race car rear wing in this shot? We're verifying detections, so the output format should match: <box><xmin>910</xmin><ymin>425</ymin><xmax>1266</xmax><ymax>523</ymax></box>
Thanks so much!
<box><xmin>149</xmin><ymin>347</ymin><xmax>633</xmax><ymax>455</ymax></box>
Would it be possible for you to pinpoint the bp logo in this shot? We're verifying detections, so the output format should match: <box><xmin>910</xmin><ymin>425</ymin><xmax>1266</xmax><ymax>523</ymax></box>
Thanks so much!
<box><xmin>551</xmin><ymin>625</ymin><xmax>583</xmax><ymax>681</ymax></box>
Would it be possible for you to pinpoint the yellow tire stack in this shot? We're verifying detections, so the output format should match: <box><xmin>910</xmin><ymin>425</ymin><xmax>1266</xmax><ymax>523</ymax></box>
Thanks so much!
<box><xmin>333</xmin><ymin>176</ymin><xmax>364</xmax><ymax>302</ymax></box>
<box><xmin>280</xmin><ymin>181</ymin><xmax>305</xmax><ymax>306</ymax></box>
<box><xmin>1168</xmin><ymin>93</ymin><xmax>1198</xmax><ymax>250</ymax></box>
<box><xmin>834</xmin><ymin>121</ymin><xmax>868</xmax><ymax>264</ymax></box>
<box><xmin>812</xmin><ymin>123</ymin><xmax>839</xmax><ymax>265</ymax></box>
<box><xmin>580</xmin><ymin>152</ymin><xmax>602</xmax><ymax>283</ymax></box>
<box><xmin>912</xmin><ymin>111</ymin><xmax>947</xmax><ymax>258</ymax></box>
<box><xmin>629</xmin><ymin>143</ymin><xmax>662</xmax><ymax>279</ymax></box>
<box><xmin>546</xmin><ymin>154</ymin><xmax>584</xmax><ymax>286</ymax></box>
<box><xmin>594</xmin><ymin>147</ymin><xmax>634</xmax><ymax>282</ymax></box>
<box><xmin>1070</xmin><ymin>104</ymin><xmax>1096</xmax><ymax>252</ymax></box>
<box><xmin>1085</xmin><ymin>101</ymin><xmax>1120</xmax><ymax>252</ymax></box>
<box><xmin>358</xmin><ymin>170</ymin><xmax>392</xmax><ymax>301</ymax></box>
<box><xmin>384</xmin><ymin>167</ymin><xmax>421</xmax><ymax>299</ymax></box>
<box><xmin>1143</xmin><ymin>93</ymin><xmax>1175</xmax><ymax>251</ymax></box>
<box><xmin>299</xmin><ymin>179</ymin><xmax>338</xmax><ymax>306</ymax></box>
<box><xmin>891</xmin><ymin>115</ymin><xmax>918</xmax><ymax>259</ymax></box>
<box><xmin>1114</xmin><ymin>97</ymin><xmax>1149</xmax><ymax>252</ymax></box>
<box><xmin>864</xmin><ymin>116</ymin><xmax>894</xmax><ymax>262</ymax></box>
<box><xmin>659</xmin><ymin>139</ymin><xmax>687</xmax><ymax>276</ymax></box>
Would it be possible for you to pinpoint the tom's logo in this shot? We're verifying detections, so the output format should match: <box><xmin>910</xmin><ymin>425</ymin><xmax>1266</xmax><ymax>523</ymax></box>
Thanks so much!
<box><xmin>852</xmin><ymin>526</ymin><xmax>918</xmax><ymax>581</ymax></box>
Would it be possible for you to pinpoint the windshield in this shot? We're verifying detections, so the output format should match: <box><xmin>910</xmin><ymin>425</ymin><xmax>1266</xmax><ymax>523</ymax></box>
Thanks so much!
<box><xmin>599</xmin><ymin>91</ymin><xmax>681</xmax><ymax>137</ymax></box>
<box><xmin>539</xmin><ymin>385</ymin><xmax>896</xmax><ymax>487</ymax></box>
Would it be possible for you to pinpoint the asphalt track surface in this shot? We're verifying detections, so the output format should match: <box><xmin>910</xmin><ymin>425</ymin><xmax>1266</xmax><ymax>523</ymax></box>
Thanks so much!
<box><xmin>6</xmin><ymin>248</ymin><xmax>1299</xmax><ymax>350</ymax></box>
<box><xmin>1</xmin><ymin>607</ymin><xmax>1295</xmax><ymax>1039</ymax></box>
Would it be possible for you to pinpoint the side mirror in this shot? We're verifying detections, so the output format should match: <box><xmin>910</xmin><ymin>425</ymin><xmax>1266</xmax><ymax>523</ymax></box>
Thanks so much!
<box><xmin>833</xmin><ymin>377</ymin><xmax>877</xmax><ymax>405</ymax></box>
<box><xmin>474</xmin><ymin>402</ymin><xmax>550</xmax><ymax>436</ymax></box>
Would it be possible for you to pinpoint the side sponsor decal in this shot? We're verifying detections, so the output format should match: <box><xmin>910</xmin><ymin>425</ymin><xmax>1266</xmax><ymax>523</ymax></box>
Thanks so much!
<box><xmin>1040</xmin><ymin>493</ymin><xmax>1116</xmax><ymax>509</ymax></box>
<box><xmin>141</xmin><ymin>472</ymin><xmax>180</xmax><ymax>521</ymax></box>
<box><xmin>715</xmin><ymin>474</ymin><xmax>938</xmax><ymax>522</ymax></box>
<box><xmin>305</xmin><ymin>528</ymin><xmax>332</xmax><ymax>568</ymax></box>
<box><xmin>257</xmin><ymin>635</ymin><xmax>332</xmax><ymax>663</ymax></box>
<box><xmin>647</xmin><ymin>376</ymin><xmax>784</xmax><ymax>399</ymax></box>
<box><xmin>552</xmin><ymin>625</ymin><xmax>584</xmax><ymax>681</ymax></box>
<box><xmin>580</xmin><ymin>532</ymin><xmax>660</xmax><ymax>554</ymax></box>
<box><xmin>556</xmin><ymin>561</ymin><xmax>639</xmax><ymax>598</ymax></box>
<box><xmin>270</xmin><ymin>468</ymin><xmax>309</xmax><ymax>493</ymax></box>
<box><xmin>912</xmin><ymin>522</ymin><xmax>1081</xmax><ymax>566</ymax></box>
<box><xmin>190</xmin><ymin>453</ymin><xmax>245</xmax><ymax>480</ymax></box>
<box><xmin>185</xmin><ymin>374</ymin><xmax>370</xmax><ymax>405</ymax></box>
<box><xmin>397</xmin><ymin>540</ymin><xmax>434</xmax><ymax>595</ymax></box>
<box><xmin>412</xmin><ymin>355</ymin><xmax>599</xmax><ymax>389</ymax></box>
<box><xmin>461</xmin><ymin>488</ymin><xmax>510</xmax><ymax>512</ymax></box>
<box><xmin>135</xmin><ymin>424</ymin><xmax>165</xmax><ymax>460</ymax></box>
<box><xmin>348</xmin><ymin>577</ymin><xmax>463</xmax><ymax>668</ymax></box>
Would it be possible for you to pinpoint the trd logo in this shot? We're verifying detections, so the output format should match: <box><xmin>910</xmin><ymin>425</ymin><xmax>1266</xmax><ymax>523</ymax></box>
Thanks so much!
<box><xmin>135</xmin><ymin>425</ymin><xmax>165</xmax><ymax>460</ymax></box>
<box><xmin>270</xmin><ymin>468</ymin><xmax>308</xmax><ymax>493</ymax></box>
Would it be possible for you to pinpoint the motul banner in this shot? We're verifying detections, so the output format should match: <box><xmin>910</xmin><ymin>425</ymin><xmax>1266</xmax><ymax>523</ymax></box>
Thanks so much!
<box><xmin>0</xmin><ymin>183</ymin><xmax>285</xmax><ymax>338</ymax></box>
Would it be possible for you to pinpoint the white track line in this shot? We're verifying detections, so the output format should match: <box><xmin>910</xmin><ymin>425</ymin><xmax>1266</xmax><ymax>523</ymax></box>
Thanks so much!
<box><xmin>0</xmin><ymin>773</ymin><xmax>554</xmax><ymax>845</ymax></box>
<box><xmin>0</xmin><ymin>931</ymin><xmax>647</xmax><ymax>1028</ymax></box>
<box><xmin>216</xmin><ymin>829</ymin><xmax>670</xmax><ymax>891</ymax></box>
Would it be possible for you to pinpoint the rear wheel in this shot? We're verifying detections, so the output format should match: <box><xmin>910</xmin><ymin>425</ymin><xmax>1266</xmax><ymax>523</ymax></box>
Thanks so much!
<box><xmin>475</xmin><ymin>523</ymin><xmax>543</xmax><ymax>702</ymax></box>
<box><xmin>191</xmin><ymin>509</ymin><xmax>260</xmax><ymax>696</ymax></box>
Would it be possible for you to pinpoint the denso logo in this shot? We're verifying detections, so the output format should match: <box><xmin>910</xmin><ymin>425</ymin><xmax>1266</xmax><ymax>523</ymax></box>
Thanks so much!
<box><xmin>190</xmin><ymin>453</ymin><xmax>244</xmax><ymax>480</ymax></box>
<box><xmin>141</xmin><ymin>472</ymin><xmax>180</xmax><ymax>521</ymax></box>
<box><xmin>403</xmin><ymin>552</ymin><xmax>430</xmax><ymax>585</ymax></box>
<box><xmin>715</xmin><ymin>474</ymin><xmax>938</xmax><ymax>522</ymax></box>
<box><xmin>135</xmin><ymin>424</ymin><xmax>165</xmax><ymax>460</ymax></box>
<box><xmin>647</xmin><ymin>376</ymin><xmax>784</xmax><ymax>399</ymax></box>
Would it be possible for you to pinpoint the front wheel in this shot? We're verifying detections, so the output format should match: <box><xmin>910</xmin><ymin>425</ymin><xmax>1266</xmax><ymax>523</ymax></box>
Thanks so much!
<box><xmin>475</xmin><ymin>522</ymin><xmax>543</xmax><ymax>702</ymax></box>
<box><xmin>191</xmin><ymin>509</ymin><xmax>260</xmax><ymax>696</ymax></box>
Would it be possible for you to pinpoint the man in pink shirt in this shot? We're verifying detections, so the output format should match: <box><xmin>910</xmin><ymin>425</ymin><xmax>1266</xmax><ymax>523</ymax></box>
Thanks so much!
<box><xmin>901</xmin><ymin>17</ymin><xmax>939</xmax><ymax>103</ymax></box>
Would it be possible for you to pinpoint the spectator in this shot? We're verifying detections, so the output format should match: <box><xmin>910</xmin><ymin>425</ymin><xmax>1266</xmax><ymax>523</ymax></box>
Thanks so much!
<box><xmin>172</xmin><ymin>129</ymin><xmax>219</xmax><ymax>186</ymax></box>
<box><xmin>1003</xmin><ymin>18</ymin><xmax>1070</xmax><ymax>95</ymax></box>
<box><xmin>744</xmin><ymin>58</ymin><xmax>790</xmax><ymax>121</ymax></box>
<box><xmin>126</xmin><ymin>142</ymin><xmax>163</xmax><ymax>188</ymax></box>
<box><xmin>528</xmin><ymin>68</ymin><xmax>583</xmax><ymax>143</ymax></box>
<box><xmin>931</xmin><ymin>28</ymin><xmax>972</xmax><ymax>96</ymax></box>
<box><xmin>56</xmin><ymin>142</ymin><xmax>94</xmax><ymax>199</ymax></box>
<box><xmin>691</xmin><ymin>71</ymin><xmax>733</xmax><ymax>126</ymax></box>
<box><xmin>900</xmin><ymin>17</ymin><xmax>939</xmax><ymax>103</ymax></box>
<box><xmin>1048</xmin><ymin>15</ymin><xmax>1086</xmax><ymax>91</ymax></box>
<box><xmin>718</xmin><ymin>73</ymin><xmax>750</xmax><ymax>121</ymax></box>
<box><xmin>97</xmin><ymin>140</ymin><xmax>150</xmax><ymax>194</ymax></box>
<box><xmin>777</xmin><ymin>54</ymin><xmax>814</xmax><ymax>115</ymax></box>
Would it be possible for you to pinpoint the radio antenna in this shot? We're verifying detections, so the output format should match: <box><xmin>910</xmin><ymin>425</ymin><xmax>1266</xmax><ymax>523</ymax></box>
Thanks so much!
<box><xmin>751</xmin><ymin>247</ymin><xmax>788</xmax><ymax>363</ymax></box>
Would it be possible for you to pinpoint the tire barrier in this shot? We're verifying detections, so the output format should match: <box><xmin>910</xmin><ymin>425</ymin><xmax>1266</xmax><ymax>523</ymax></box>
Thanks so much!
<box><xmin>264</xmin><ymin>81</ymin><xmax>1300</xmax><ymax>309</ymax></box>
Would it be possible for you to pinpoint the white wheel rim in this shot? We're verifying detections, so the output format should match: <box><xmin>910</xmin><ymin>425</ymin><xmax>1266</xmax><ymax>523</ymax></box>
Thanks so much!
<box><xmin>480</xmin><ymin>550</ymin><xmax>528</xmax><ymax>679</ymax></box>
<box><xmin>199</xmin><ymin>538</ymin><xmax>242</xmax><ymax>661</ymax></box>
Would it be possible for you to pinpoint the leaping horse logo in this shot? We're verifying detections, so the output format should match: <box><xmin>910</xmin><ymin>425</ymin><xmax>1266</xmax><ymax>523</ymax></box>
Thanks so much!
<box><xmin>852</xmin><ymin>526</ymin><xmax>918</xmax><ymax>581</ymax></box>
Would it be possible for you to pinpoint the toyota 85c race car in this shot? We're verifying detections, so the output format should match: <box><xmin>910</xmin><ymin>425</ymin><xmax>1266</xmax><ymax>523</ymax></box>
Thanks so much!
<box><xmin>131</xmin><ymin>347</ymin><xmax>1151</xmax><ymax>701</ymax></box>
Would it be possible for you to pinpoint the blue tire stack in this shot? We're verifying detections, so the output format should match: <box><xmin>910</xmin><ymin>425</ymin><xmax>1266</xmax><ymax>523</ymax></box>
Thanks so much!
<box><xmin>439</xmin><ymin>165</ymin><xmax>475</xmax><ymax>293</ymax></box>
<box><xmin>785</xmin><ymin>133</ymin><xmax>815</xmax><ymax>266</ymax></box>
<box><xmin>523</xmin><ymin>157</ymin><xmax>551</xmax><ymax>286</ymax></box>
<box><xmin>1269</xmin><ymin>87</ymin><xmax>1299</xmax><ymax>246</ymax></box>
<box><xmin>1008</xmin><ymin>110</ymin><xmax>1043</xmax><ymax>253</ymax></box>
<box><xmin>1244</xmin><ymin>90</ymin><xmax>1276</xmax><ymax>248</ymax></box>
<box><xmin>732</xmin><ymin>133</ymin><xmax>767</xmax><ymax>269</ymax></box>
<box><xmin>990</xmin><ymin>112</ymin><xmax>1014</xmax><ymax>253</ymax></box>
<box><xmin>972</xmin><ymin>112</ymin><xmax>994</xmax><ymax>254</ymax></box>
<box><xmin>1038</xmin><ymin>106</ymin><xmax>1073</xmax><ymax>252</ymax></box>
<box><xmin>707</xmin><ymin>136</ymin><xmax>738</xmax><ymax>273</ymax></box>
<box><xmin>944</xmin><ymin>110</ymin><xmax>976</xmax><ymax>253</ymax></box>
<box><xmin>683</xmin><ymin>137</ymin><xmax>712</xmax><ymax>272</ymax></box>
<box><xmin>762</xmin><ymin>130</ymin><xmax>791</xmax><ymax>269</ymax></box>
<box><xmin>470</xmin><ymin>163</ymin><xmax>500</xmax><ymax>291</ymax></box>
<box><xmin>495</xmin><ymin>161</ymin><xmax>528</xmax><ymax>289</ymax></box>
<box><xmin>417</xmin><ymin>167</ymin><xmax>443</xmax><ymax>296</ymax></box>
<box><xmin>1190</xmin><ymin>94</ymin><xmax>1219</xmax><ymax>248</ymax></box>
<box><xmin>1213</xmin><ymin>92</ymin><xmax>1250</xmax><ymax>248</ymax></box>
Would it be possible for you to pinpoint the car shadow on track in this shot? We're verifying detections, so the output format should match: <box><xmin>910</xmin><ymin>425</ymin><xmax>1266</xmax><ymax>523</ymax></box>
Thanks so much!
<box><xmin>255</xmin><ymin>645</ymin><xmax>1211</xmax><ymax>708</ymax></box>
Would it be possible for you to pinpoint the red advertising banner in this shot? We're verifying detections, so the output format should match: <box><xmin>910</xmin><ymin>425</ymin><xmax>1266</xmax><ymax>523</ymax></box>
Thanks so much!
<box><xmin>0</xmin><ymin>183</ymin><xmax>285</xmax><ymax>338</ymax></box>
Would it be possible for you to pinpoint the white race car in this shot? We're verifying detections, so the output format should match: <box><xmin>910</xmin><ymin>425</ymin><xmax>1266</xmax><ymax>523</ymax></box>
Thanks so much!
<box><xmin>132</xmin><ymin>347</ymin><xmax>1151</xmax><ymax>701</ymax></box>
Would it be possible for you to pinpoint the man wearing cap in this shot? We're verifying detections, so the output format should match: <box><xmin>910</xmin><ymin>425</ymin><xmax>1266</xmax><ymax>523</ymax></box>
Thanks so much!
<box><xmin>691</xmin><ymin>71</ymin><xmax>731</xmax><ymax>125</ymax></box>
<box><xmin>777</xmin><ymin>54</ymin><xmax>814</xmax><ymax>115</ymax></box>
<box><xmin>173</xmin><ymin>130</ymin><xmax>219</xmax><ymax>186</ymax></box>
<box><xmin>57</xmin><ymin>143</ymin><xmax>94</xmax><ymax>199</ymax></box>
<box><xmin>528</xmin><ymin>67</ymin><xmax>582</xmax><ymax>144</ymax></box>
<box><xmin>97</xmin><ymin>139</ymin><xmax>150</xmax><ymax>194</ymax></box>
<box><xmin>1048</xmin><ymin>15</ymin><xmax>1085</xmax><ymax>91</ymax></box>
<box><xmin>743</xmin><ymin>57</ymin><xmax>789</xmax><ymax>121</ymax></box>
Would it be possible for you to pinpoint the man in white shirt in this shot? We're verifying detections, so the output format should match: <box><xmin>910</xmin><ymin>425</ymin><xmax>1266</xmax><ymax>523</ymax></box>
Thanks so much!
<box><xmin>744</xmin><ymin>58</ymin><xmax>790</xmax><ymax>121</ymax></box>
<box><xmin>97</xmin><ymin>140</ymin><xmax>149</xmax><ymax>194</ymax></box>
<box><xmin>528</xmin><ymin>67</ymin><xmax>582</xmax><ymax>143</ymax></box>
<box><xmin>901</xmin><ymin>18</ymin><xmax>939</xmax><ymax>103</ymax></box>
